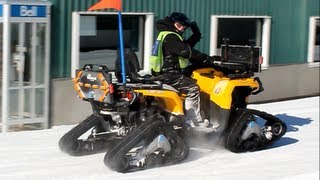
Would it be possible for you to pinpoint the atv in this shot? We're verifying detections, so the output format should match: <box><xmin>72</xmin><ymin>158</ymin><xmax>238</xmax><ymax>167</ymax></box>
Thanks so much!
<box><xmin>58</xmin><ymin>39</ymin><xmax>287</xmax><ymax>172</ymax></box>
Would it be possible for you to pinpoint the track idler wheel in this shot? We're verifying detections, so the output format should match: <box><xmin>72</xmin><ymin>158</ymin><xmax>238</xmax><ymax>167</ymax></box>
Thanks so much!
<box><xmin>106</xmin><ymin>154</ymin><xmax>130</xmax><ymax>173</ymax></box>
<box><xmin>271</xmin><ymin>122</ymin><xmax>283</xmax><ymax>136</ymax></box>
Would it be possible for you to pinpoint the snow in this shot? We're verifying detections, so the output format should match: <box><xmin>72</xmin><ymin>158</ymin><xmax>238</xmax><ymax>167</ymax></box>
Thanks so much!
<box><xmin>0</xmin><ymin>96</ymin><xmax>319</xmax><ymax>180</ymax></box>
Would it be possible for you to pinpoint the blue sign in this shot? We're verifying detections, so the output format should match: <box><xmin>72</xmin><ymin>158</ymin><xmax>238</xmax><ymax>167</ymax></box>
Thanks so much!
<box><xmin>11</xmin><ymin>5</ymin><xmax>46</xmax><ymax>17</ymax></box>
<box><xmin>0</xmin><ymin>5</ymin><xmax>3</xmax><ymax>17</ymax></box>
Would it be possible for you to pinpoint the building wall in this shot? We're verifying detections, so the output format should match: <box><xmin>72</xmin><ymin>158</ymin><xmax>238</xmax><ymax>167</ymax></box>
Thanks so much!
<box><xmin>47</xmin><ymin>0</ymin><xmax>320</xmax><ymax>125</ymax></box>
<box><xmin>49</xmin><ymin>0</ymin><xmax>96</xmax><ymax>78</ymax></box>
<box><xmin>48</xmin><ymin>0</ymin><xmax>320</xmax><ymax>77</ymax></box>
<box><xmin>268</xmin><ymin>0</ymin><xmax>319</xmax><ymax>64</ymax></box>
<box><xmin>50</xmin><ymin>64</ymin><xmax>319</xmax><ymax>125</ymax></box>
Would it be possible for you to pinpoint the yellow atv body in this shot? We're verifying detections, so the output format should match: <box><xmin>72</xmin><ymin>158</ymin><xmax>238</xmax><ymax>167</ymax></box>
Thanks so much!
<box><xmin>60</xmin><ymin>43</ymin><xmax>286</xmax><ymax>173</ymax></box>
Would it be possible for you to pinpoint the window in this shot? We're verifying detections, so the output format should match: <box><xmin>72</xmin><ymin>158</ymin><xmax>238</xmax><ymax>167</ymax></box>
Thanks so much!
<box><xmin>217</xmin><ymin>18</ymin><xmax>262</xmax><ymax>47</ymax></box>
<box><xmin>71</xmin><ymin>12</ymin><xmax>154</xmax><ymax>77</ymax></box>
<box><xmin>79</xmin><ymin>15</ymin><xmax>142</xmax><ymax>69</ymax></box>
<box><xmin>210</xmin><ymin>16</ymin><xmax>271</xmax><ymax>69</ymax></box>
<box><xmin>308</xmin><ymin>17</ymin><xmax>320</xmax><ymax>64</ymax></box>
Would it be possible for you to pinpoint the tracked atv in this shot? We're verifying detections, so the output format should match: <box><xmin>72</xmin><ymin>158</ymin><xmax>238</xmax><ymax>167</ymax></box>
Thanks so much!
<box><xmin>59</xmin><ymin>40</ymin><xmax>286</xmax><ymax>172</ymax></box>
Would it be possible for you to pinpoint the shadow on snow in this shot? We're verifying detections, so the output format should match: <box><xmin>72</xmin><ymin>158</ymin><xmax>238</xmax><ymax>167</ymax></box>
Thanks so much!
<box><xmin>265</xmin><ymin>113</ymin><xmax>313</xmax><ymax>150</ymax></box>
<box><xmin>186</xmin><ymin>113</ymin><xmax>312</xmax><ymax>159</ymax></box>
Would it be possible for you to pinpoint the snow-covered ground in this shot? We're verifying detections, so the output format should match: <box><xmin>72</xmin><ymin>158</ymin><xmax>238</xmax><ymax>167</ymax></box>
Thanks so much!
<box><xmin>0</xmin><ymin>96</ymin><xmax>319</xmax><ymax>180</ymax></box>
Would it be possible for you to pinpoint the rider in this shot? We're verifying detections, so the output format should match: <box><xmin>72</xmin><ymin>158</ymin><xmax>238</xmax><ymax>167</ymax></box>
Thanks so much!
<box><xmin>150</xmin><ymin>12</ymin><xmax>213</xmax><ymax>127</ymax></box>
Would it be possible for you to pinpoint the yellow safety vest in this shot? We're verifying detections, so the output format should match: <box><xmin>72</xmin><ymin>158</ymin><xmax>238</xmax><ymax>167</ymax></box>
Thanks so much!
<box><xmin>150</xmin><ymin>31</ymin><xmax>189</xmax><ymax>73</ymax></box>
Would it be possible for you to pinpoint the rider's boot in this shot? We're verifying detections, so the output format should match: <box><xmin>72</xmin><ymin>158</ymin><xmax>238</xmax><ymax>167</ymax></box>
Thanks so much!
<box><xmin>187</xmin><ymin>118</ymin><xmax>210</xmax><ymax>128</ymax></box>
<box><xmin>198</xmin><ymin>119</ymin><xmax>210</xmax><ymax>127</ymax></box>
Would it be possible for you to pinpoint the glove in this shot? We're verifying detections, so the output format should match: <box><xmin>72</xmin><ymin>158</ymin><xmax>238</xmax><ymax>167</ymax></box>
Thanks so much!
<box><xmin>190</xmin><ymin>21</ymin><xmax>201</xmax><ymax>35</ymax></box>
<box><xmin>202</xmin><ymin>56</ymin><xmax>211</xmax><ymax>66</ymax></box>
<box><xmin>211</xmin><ymin>55</ymin><xmax>222</xmax><ymax>62</ymax></box>
<box><xmin>186</xmin><ymin>21</ymin><xmax>201</xmax><ymax>47</ymax></box>
<box><xmin>203</xmin><ymin>56</ymin><xmax>222</xmax><ymax>66</ymax></box>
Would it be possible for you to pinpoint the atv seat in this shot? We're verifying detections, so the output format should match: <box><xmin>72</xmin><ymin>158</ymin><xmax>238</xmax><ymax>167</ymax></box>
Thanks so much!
<box><xmin>115</xmin><ymin>48</ymin><xmax>166</xmax><ymax>83</ymax></box>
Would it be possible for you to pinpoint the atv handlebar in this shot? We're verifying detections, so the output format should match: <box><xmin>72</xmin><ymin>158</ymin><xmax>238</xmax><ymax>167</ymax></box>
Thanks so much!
<box><xmin>206</xmin><ymin>59</ymin><xmax>253</xmax><ymax>78</ymax></box>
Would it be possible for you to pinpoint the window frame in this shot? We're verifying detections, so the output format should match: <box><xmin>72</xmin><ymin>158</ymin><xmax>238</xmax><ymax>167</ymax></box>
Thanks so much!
<box><xmin>307</xmin><ymin>16</ymin><xmax>320</xmax><ymax>67</ymax></box>
<box><xmin>71</xmin><ymin>11</ymin><xmax>154</xmax><ymax>78</ymax></box>
<box><xmin>210</xmin><ymin>15</ymin><xmax>271</xmax><ymax>69</ymax></box>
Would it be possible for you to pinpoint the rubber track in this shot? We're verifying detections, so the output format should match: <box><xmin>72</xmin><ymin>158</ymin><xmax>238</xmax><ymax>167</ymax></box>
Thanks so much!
<box><xmin>225</xmin><ymin>108</ymin><xmax>287</xmax><ymax>153</ymax></box>
<box><xmin>58</xmin><ymin>114</ymin><xmax>119</xmax><ymax>156</ymax></box>
<box><xmin>104</xmin><ymin>114</ymin><xmax>189</xmax><ymax>172</ymax></box>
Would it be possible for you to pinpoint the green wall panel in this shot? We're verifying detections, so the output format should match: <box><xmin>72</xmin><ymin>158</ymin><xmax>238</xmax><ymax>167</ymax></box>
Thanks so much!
<box><xmin>48</xmin><ymin>0</ymin><xmax>319</xmax><ymax>78</ymax></box>
<box><xmin>49</xmin><ymin>0</ymin><xmax>97</xmax><ymax>78</ymax></box>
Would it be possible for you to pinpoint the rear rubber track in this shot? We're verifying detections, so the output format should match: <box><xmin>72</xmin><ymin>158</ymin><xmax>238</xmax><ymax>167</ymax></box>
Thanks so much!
<box><xmin>59</xmin><ymin>114</ymin><xmax>119</xmax><ymax>156</ymax></box>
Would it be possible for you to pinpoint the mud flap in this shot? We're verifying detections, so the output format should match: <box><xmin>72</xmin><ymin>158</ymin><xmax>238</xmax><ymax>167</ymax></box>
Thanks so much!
<box><xmin>225</xmin><ymin>108</ymin><xmax>287</xmax><ymax>153</ymax></box>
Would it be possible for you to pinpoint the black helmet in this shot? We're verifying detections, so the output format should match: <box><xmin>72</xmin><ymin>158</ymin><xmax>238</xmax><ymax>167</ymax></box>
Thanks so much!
<box><xmin>169</xmin><ymin>12</ymin><xmax>191</xmax><ymax>27</ymax></box>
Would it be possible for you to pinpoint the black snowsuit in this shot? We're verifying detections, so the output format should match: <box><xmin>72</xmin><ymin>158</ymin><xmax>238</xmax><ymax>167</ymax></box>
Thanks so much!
<box><xmin>154</xmin><ymin>17</ymin><xmax>209</xmax><ymax>124</ymax></box>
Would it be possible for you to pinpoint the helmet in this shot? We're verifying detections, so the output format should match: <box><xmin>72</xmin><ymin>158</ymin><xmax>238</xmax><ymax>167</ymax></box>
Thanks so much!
<box><xmin>169</xmin><ymin>12</ymin><xmax>191</xmax><ymax>27</ymax></box>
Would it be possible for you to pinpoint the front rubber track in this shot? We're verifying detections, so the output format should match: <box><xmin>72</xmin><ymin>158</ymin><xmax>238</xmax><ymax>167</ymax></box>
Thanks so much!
<box><xmin>225</xmin><ymin>108</ymin><xmax>287</xmax><ymax>153</ymax></box>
